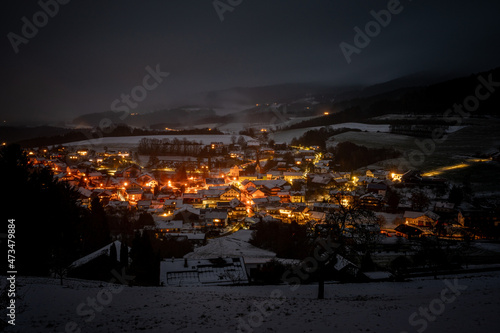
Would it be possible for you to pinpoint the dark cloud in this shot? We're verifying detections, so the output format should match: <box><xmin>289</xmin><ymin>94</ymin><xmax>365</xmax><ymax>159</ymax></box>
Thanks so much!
<box><xmin>1</xmin><ymin>0</ymin><xmax>500</xmax><ymax>124</ymax></box>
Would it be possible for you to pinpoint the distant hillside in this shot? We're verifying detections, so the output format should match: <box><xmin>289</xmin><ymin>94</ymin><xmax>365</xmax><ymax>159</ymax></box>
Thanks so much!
<box><xmin>0</xmin><ymin>126</ymin><xmax>72</xmax><ymax>144</ymax></box>
<box><xmin>357</xmin><ymin>71</ymin><xmax>458</xmax><ymax>98</ymax></box>
<box><xmin>199</xmin><ymin>83</ymin><xmax>353</xmax><ymax>107</ymax></box>
<box><xmin>286</xmin><ymin>67</ymin><xmax>500</xmax><ymax>129</ymax></box>
<box><xmin>72</xmin><ymin>108</ymin><xmax>217</xmax><ymax>128</ymax></box>
<box><xmin>68</xmin><ymin>68</ymin><xmax>500</xmax><ymax>131</ymax></box>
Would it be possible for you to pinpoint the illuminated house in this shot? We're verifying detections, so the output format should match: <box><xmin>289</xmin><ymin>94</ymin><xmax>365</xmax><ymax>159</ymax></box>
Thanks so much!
<box><xmin>198</xmin><ymin>189</ymin><xmax>225</xmax><ymax>208</ymax></box>
<box><xmin>404</xmin><ymin>211</ymin><xmax>440</xmax><ymax>228</ymax></box>
<box><xmin>204</xmin><ymin>210</ymin><xmax>228</xmax><ymax>227</ymax></box>
<box><xmin>88</xmin><ymin>172</ymin><xmax>103</xmax><ymax>181</ymax></box>
<box><xmin>173</xmin><ymin>206</ymin><xmax>201</xmax><ymax>224</ymax></box>
<box><xmin>205</xmin><ymin>178</ymin><xmax>225</xmax><ymax>186</ymax></box>
<box><xmin>229</xmin><ymin>165</ymin><xmax>242</xmax><ymax>178</ymax></box>
<box><xmin>360</xmin><ymin>193</ymin><xmax>384</xmax><ymax>210</ymax></box>
<box><xmin>117</xmin><ymin>164</ymin><xmax>141</xmax><ymax>178</ymax></box>
<box><xmin>277</xmin><ymin>191</ymin><xmax>291</xmax><ymax>203</ymax></box>
<box><xmin>228</xmin><ymin>199</ymin><xmax>247</xmax><ymax>218</ymax></box>
<box><xmin>220</xmin><ymin>186</ymin><xmax>241</xmax><ymax>201</ymax></box>
<box><xmin>290</xmin><ymin>191</ymin><xmax>305</xmax><ymax>203</ymax></box>
<box><xmin>283</xmin><ymin>172</ymin><xmax>303</xmax><ymax>183</ymax></box>
<box><xmin>366</xmin><ymin>169</ymin><xmax>390</xmax><ymax>180</ymax></box>
<box><xmin>76</xmin><ymin>149</ymin><xmax>89</xmax><ymax>156</ymax></box>
<box><xmin>126</xmin><ymin>188</ymin><xmax>144</xmax><ymax>202</ymax></box>
<box><xmin>137</xmin><ymin>173</ymin><xmax>158</xmax><ymax>187</ymax></box>
<box><xmin>366</xmin><ymin>183</ymin><xmax>387</xmax><ymax>196</ymax></box>
<box><xmin>209</xmin><ymin>142</ymin><xmax>225</xmax><ymax>154</ymax></box>
<box><xmin>152</xmin><ymin>220</ymin><xmax>183</xmax><ymax>236</ymax></box>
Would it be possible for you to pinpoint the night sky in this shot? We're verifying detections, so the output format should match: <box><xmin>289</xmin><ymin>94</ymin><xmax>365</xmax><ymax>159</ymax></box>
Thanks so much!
<box><xmin>1</xmin><ymin>0</ymin><xmax>500</xmax><ymax>124</ymax></box>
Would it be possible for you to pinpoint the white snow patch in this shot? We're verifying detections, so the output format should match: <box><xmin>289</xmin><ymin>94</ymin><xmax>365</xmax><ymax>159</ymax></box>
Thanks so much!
<box><xmin>10</xmin><ymin>271</ymin><xmax>500</xmax><ymax>332</ymax></box>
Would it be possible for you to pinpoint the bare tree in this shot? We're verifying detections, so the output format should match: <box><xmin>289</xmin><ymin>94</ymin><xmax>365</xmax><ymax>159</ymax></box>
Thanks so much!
<box><xmin>313</xmin><ymin>191</ymin><xmax>379</xmax><ymax>298</ymax></box>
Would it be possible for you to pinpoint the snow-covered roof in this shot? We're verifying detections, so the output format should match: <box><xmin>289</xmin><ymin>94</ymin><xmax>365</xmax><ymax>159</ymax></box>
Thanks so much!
<box><xmin>184</xmin><ymin>230</ymin><xmax>276</xmax><ymax>260</ymax></box>
<box><xmin>69</xmin><ymin>241</ymin><xmax>130</xmax><ymax>269</ymax></box>
<box><xmin>404</xmin><ymin>210</ymin><xmax>440</xmax><ymax>220</ymax></box>
<box><xmin>160</xmin><ymin>257</ymin><xmax>248</xmax><ymax>286</ymax></box>
<box><xmin>167</xmin><ymin>233</ymin><xmax>206</xmax><ymax>240</ymax></box>
<box><xmin>205</xmin><ymin>211</ymin><xmax>228</xmax><ymax>219</ymax></box>
<box><xmin>155</xmin><ymin>220</ymin><xmax>183</xmax><ymax>230</ymax></box>
<box><xmin>77</xmin><ymin>187</ymin><xmax>92</xmax><ymax>198</ymax></box>
<box><xmin>363</xmin><ymin>271</ymin><xmax>393</xmax><ymax>280</ymax></box>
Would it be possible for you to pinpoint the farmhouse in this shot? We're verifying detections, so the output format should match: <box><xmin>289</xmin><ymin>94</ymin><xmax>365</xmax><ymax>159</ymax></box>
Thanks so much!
<box><xmin>404</xmin><ymin>210</ymin><xmax>440</xmax><ymax>228</ymax></box>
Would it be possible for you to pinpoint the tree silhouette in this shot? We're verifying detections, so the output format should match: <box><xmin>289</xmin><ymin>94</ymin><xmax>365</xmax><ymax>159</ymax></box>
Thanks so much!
<box><xmin>120</xmin><ymin>241</ymin><xmax>129</xmax><ymax>268</ymax></box>
<box><xmin>130</xmin><ymin>231</ymin><xmax>159</xmax><ymax>286</ymax></box>
<box><xmin>83</xmin><ymin>197</ymin><xmax>111</xmax><ymax>254</ymax></box>
<box><xmin>110</xmin><ymin>242</ymin><xmax>118</xmax><ymax>263</ymax></box>
<box><xmin>411</xmin><ymin>190</ymin><xmax>430</xmax><ymax>211</ymax></box>
<box><xmin>135</xmin><ymin>212</ymin><xmax>155</xmax><ymax>229</ymax></box>
<box><xmin>313</xmin><ymin>191</ymin><xmax>378</xmax><ymax>298</ymax></box>
<box><xmin>0</xmin><ymin>144</ymin><xmax>82</xmax><ymax>276</ymax></box>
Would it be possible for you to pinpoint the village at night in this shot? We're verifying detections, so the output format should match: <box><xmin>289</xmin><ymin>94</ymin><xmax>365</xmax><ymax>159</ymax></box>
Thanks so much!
<box><xmin>2</xmin><ymin>1</ymin><xmax>500</xmax><ymax>332</ymax></box>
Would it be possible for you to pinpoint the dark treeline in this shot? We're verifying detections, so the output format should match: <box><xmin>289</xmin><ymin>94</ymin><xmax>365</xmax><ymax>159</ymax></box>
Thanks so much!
<box><xmin>0</xmin><ymin>144</ymin><xmax>110</xmax><ymax>276</ymax></box>
<box><xmin>334</xmin><ymin>141</ymin><xmax>401</xmax><ymax>171</ymax></box>
<box><xmin>16</xmin><ymin>124</ymin><xmax>221</xmax><ymax>148</ymax></box>
<box><xmin>16</xmin><ymin>125</ymin><xmax>163</xmax><ymax>148</ymax></box>
<box><xmin>290</xmin><ymin>127</ymin><xmax>357</xmax><ymax>149</ymax></box>
<box><xmin>0</xmin><ymin>144</ymin><xmax>162</xmax><ymax>286</ymax></box>
<box><xmin>138</xmin><ymin>137</ymin><xmax>204</xmax><ymax>156</ymax></box>
<box><xmin>286</xmin><ymin>106</ymin><xmax>365</xmax><ymax>130</ymax></box>
<box><xmin>250</xmin><ymin>221</ymin><xmax>310</xmax><ymax>259</ymax></box>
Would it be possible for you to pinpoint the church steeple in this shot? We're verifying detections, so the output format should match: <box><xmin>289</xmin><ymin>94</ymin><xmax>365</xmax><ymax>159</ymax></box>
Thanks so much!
<box><xmin>255</xmin><ymin>150</ymin><xmax>261</xmax><ymax>174</ymax></box>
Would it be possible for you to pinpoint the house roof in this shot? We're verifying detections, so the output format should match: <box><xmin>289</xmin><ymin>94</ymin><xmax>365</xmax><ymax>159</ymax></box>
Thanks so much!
<box><xmin>174</xmin><ymin>205</ymin><xmax>201</xmax><ymax>216</ymax></box>
<box><xmin>69</xmin><ymin>241</ymin><xmax>130</xmax><ymax>269</ymax></box>
<box><xmin>155</xmin><ymin>220</ymin><xmax>183</xmax><ymax>230</ymax></box>
<box><xmin>205</xmin><ymin>178</ymin><xmax>225</xmax><ymax>185</ymax></box>
<box><xmin>160</xmin><ymin>257</ymin><xmax>248</xmax><ymax>286</ymax></box>
<box><xmin>167</xmin><ymin>233</ymin><xmax>206</xmax><ymax>240</ymax></box>
<box><xmin>309</xmin><ymin>211</ymin><xmax>326</xmax><ymax>220</ymax></box>
<box><xmin>205</xmin><ymin>210</ymin><xmax>228</xmax><ymax>219</ymax></box>
<box><xmin>367</xmin><ymin>183</ymin><xmax>388</xmax><ymax>190</ymax></box>
<box><xmin>184</xmin><ymin>230</ymin><xmax>275</xmax><ymax>260</ymax></box>
<box><xmin>106</xmin><ymin>200</ymin><xmax>130</xmax><ymax>208</ymax></box>
<box><xmin>230</xmin><ymin>198</ymin><xmax>244</xmax><ymax>208</ymax></box>
<box><xmin>404</xmin><ymin>210</ymin><xmax>440</xmax><ymax>220</ymax></box>
<box><xmin>77</xmin><ymin>187</ymin><xmax>92</xmax><ymax>198</ymax></box>
<box><xmin>435</xmin><ymin>202</ymin><xmax>455</xmax><ymax>209</ymax></box>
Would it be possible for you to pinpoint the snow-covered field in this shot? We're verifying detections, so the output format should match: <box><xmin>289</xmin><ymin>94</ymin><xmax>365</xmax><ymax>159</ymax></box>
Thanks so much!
<box><xmin>61</xmin><ymin>134</ymin><xmax>253</xmax><ymax>148</ymax></box>
<box><xmin>5</xmin><ymin>271</ymin><xmax>500</xmax><ymax>333</ymax></box>
<box><xmin>327</xmin><ymin>131</ymin><xmax>416</xmax><ymax>150</ymax></box>
<box><xmin>193</xmin><ymin>116</ymin><xmax>321</xmax><ymax>134</ymax></box>
<box><xmin>272</xmin><ymin>123</ymin><xmax>391</xmax><ymax>144</ymax></box>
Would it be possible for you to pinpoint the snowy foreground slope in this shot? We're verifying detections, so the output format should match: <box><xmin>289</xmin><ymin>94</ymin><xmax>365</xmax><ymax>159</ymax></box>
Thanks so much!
<box><xmin>4</xmin><ymin>271</ymin><xmax>500</xmax><ymax>333</ymax></box>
